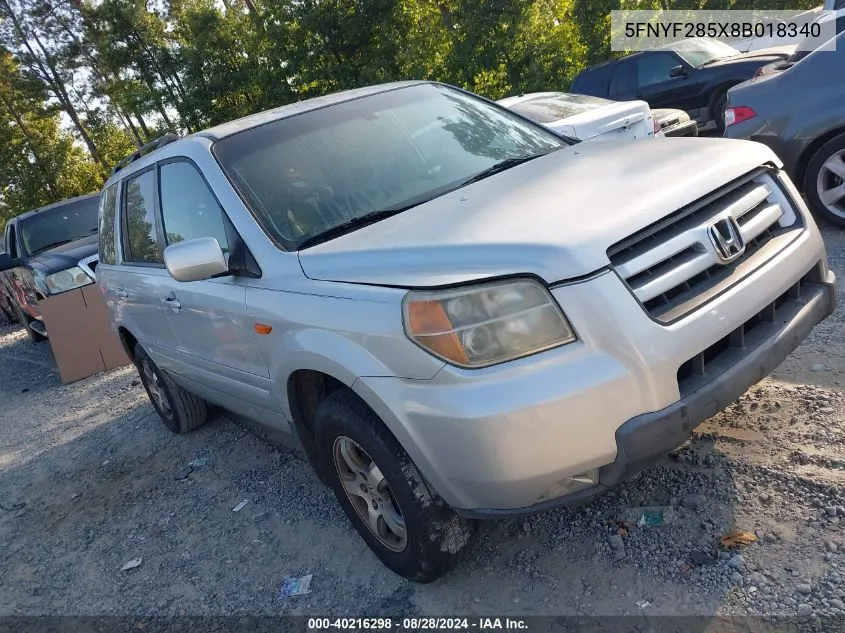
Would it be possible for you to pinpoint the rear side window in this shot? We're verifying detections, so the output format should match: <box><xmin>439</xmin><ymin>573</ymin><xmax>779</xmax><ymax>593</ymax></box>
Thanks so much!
<box><xmin>570</xmin><ymin>65</ymin><xmax>613</xmax><ymax>96</ymax></box>
<box><xmin>99</xmin><ymin>184</ymin><xmax>118</xmax><ymax>265</ymax></box>
<box><xmin>158</xmin><ymin>161</ymin><xmax>230</xmax><ymax>253</ymax></box>
<box><xmin>609</xmin><ymin>60</ymin><xmax>635</xmax><ymax>98</ymax></box>
<box><xmin>121</xmin><ymin>170</ymin><xmax>164</xmax><ymax>265</ymax></box>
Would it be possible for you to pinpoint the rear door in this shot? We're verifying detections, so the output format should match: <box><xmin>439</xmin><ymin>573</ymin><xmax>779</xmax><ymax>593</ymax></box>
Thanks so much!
<box><xmin>110</xmin><ymin>167</ymin><xmax>181</xmax><ymax>362</ymax></box>
<box><xmin>153</xmin><ymin>158</ymin><xmax>277</xmax><ymax>415</ymax></box>
<box><xmin>633</xmin><ymin>51</ymin><xmax>704</xmax><ymax>112</ymax></box>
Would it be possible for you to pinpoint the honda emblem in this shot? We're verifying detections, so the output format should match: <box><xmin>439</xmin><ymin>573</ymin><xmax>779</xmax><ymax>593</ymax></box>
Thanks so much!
<box><xmin>708</xmin><ymin>217</ymin><xmax>746</xmax><ymax>263</ymax></box>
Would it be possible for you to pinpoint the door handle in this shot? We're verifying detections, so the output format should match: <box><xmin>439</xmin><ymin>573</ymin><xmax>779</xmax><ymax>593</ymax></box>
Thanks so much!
<box><xmin>162</xmin><ymin>297</ymin><xmax>182</xmax><ymax>310</ymax></box>
<box><xmin>116</xmin><ymin>288</ymin><xmax>128</xmax><ymax>299</ymax></box>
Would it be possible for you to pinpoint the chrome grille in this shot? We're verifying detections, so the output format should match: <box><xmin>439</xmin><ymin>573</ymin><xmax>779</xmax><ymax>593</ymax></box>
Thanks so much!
<box><xmin>78</xmin><ymin>254</ymin><xmax>98</xmax><ymax>281</ymax></box>
<box><xmin>608</xmin><ymin>170</ymin><xmax>802</xmax><ymax>322</ymax></box>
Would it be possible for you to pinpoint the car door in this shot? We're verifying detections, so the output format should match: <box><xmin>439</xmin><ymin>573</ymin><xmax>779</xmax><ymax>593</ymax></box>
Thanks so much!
<box><xmin>633</xmin><ymin>51</ymin><xmax>703</xmax><ymax>112</ymax></box>
<box><xmin>154</xmin><ymin>158</ymin><xmax>278</xmax><ymax>416</ymax></box>
<box><xmin>110</xmin><ymin>167</ymin><xmax>182</xmax><ymax>362</ymax></box>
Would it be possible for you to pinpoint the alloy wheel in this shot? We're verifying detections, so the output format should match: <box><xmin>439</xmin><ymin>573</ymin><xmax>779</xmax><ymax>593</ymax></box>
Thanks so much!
<box><xmin>141</xmin><ymin>359</ymin><xmax>174</xmax><ymax>421</ymax></box>
<box><xmin>332</xmin><ymin>436</ymin><xmax>407</xmax><ymax>552</ymax></box>
<box><xmin>817</xmin><ymin>149</ymin><xmax>845</xmax><ymax>220</ymax></box>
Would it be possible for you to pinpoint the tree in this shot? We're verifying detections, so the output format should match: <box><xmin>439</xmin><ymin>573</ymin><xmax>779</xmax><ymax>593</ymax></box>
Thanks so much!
<box><xmin>0</xmin><ymin>0</ymin><xmax>106</xmax><ymax>170</ymax></box>
<box><xmin>0</xmin><ymin>47</ymin><xmax>100</xmax><ymax>229</ymax></box>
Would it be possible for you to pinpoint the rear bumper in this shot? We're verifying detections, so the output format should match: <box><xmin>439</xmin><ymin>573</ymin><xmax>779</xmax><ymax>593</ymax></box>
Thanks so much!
<box><xmin>459</xmin><ymin>271</ymin><xmax>835</xmax><ymax>518</ymax></box>
<box><xmin>662</xmin><ymin>120</ymin><xmax>698</xmax><ymax>137</ymax></box>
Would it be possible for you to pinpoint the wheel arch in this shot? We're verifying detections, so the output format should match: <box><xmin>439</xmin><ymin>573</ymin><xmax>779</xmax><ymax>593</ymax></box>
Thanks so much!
<box><xmin>707</xmin><ymin>81</ymin><xmax>740</xmax><ymax>121</ymax></box>
<box><xmin>793</xmin><ymin>126</ymin><xmax>845</xmax><ymax>193</ymax></box>
<box><xmin>117</xmin><ymin>326</ymin><xmax>139</xmax><ymax>362</ymax></box>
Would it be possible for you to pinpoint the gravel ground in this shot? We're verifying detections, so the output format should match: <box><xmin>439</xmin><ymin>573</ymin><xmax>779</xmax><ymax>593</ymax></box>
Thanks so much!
<box><xmin>0</xmin><ymin>227</ymin><xmax>843</xmax><ymax>626</ymax></box>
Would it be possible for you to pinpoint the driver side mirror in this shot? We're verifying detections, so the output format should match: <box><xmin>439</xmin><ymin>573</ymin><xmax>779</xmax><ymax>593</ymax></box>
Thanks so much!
<box><xmin>669</xmin><ymin>65</ymin><xmax>689</xmax><ymax>78</ymax></box>
<box><xmin>163</xmin><ymin>237</ymin><xmax>229</xmax><ymax>282</ymax></box>
<box><xmin>0</xmin><ymin>252</ymin><xmax>23</xmax><ymax>272</ymax></box>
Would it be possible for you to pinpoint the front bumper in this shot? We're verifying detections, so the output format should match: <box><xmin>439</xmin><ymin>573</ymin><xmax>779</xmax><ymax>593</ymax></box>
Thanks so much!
<box><xmin>353</xmin><ymin>217</ymin><xmax>835</xmax><ymax>517</ymax></box>
<box><xmin>468</xmin><ymin>270</ymin><xmax>835</xmax><ymax>518</ymax></box>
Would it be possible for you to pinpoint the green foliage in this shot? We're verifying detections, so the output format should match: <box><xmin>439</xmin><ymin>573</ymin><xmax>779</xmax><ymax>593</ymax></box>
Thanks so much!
<box><xmin>0</xmin><ymin>0</ymin><xmax>822</xmax><ymax>227</ymax></box>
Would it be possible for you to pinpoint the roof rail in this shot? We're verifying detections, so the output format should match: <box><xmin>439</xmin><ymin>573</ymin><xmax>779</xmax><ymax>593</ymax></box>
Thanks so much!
<box><xmin>110</xmin><ymin>133</ymin><xmax>181</xmax><ymax>176</ymax></box>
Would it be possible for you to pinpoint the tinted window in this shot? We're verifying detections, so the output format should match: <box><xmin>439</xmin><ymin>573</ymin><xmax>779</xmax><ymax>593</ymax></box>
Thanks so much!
<box><xmin>18</xmin><ymin>197</ymin><xmax>99</xmax><ymax>256</ymax></box>
<box><xmin>637</xmin><ymin>53</ymin><xmax>682</xmax><ymax>87</ymax></box>
<box><xmin>99</xmin><ymin>185</ymin><xmax>118</xmax><ymax>265</ymax></box>
<box><xmin>570</xmin><ymin>65</ymin><xmax>612</xmax><ymax>97</ymax></box>
<box><xmin>159</xmin><ymin>161</ymin><xmax>230</xmax><ymax>253</ymax></box>
<box><xmin>506</xmin><ymin>93</ymin><xmax>612</xmax><ymax>123</ymax></box>
<box><xmin>609</xmin><ymin>60</ymin><xmax>635</xmax><ymax>97</ymax></box>
<box><xmin>214</xmin><ymin>84</ymin><xmax>563</xmax><ymax>250</ymax></box>
<box><xmin>122</xmin><ymin>170</ymin><xmax>163</xmax><ymax>264</ymax></box>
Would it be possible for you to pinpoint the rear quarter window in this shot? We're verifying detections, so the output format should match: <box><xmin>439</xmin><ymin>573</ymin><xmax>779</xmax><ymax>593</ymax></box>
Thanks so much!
<box><xmin>99</xmin><ymin>184</ymin><xmax>118</xmax><ymax>265</ymax></box>
<box><xmin>570</xmin><ymin>65</ymin><xmax>613</xmax><ymax>97</ymax></box>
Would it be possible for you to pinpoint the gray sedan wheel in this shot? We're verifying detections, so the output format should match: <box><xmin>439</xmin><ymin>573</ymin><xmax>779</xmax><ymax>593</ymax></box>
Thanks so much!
<box><xmin>805</xmin><ymin>134</ymin><xmax>845</xmax><ymax>227</ymax></box>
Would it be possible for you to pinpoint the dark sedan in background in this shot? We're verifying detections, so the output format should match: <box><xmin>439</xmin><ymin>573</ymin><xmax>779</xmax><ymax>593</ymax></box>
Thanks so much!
<box><xmin>724</xmin><ymin>31</ymin><xmax>845</xmax><ymax>226</ymax></box>
<box><xmin>570</xmin><ymin>38</ymin><xmax>794</xmax><ymax>132</ymax></box>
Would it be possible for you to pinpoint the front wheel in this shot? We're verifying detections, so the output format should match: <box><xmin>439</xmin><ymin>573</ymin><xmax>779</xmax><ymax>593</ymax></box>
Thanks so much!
<box><xmin>804</xmin><ymin>133</ymin><xmax>845</xmax><ymax>227</ymax></box>
<box><xmin>12</xmin><ymin>301</ymin><xmax>46</xmax><ymax>342</ymax></box>
<box><xmin>134</xmin><ymin>344</ymin><xmax>208</xmax><ymax>434</ymax></box>
<box><xmin>314</xmin><ymin>390</ymin><xmax>476</xmax><ymax>582</ymax></box>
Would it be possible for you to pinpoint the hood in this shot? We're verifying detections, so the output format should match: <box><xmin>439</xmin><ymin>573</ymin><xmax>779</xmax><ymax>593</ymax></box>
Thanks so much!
<box><xmin>703</xmin><ymin>47</ymin><xmax>794</xmax><ymax>68</ymax></box>
<box><xmin>29</xmin><ymin>233</ymin><xmax>98</xmax><ymax>274</ymax></box>
<box><xmin>297</xmin><ymin>138</ymin><xmax>780</xmax><ymax>288</ymax></box>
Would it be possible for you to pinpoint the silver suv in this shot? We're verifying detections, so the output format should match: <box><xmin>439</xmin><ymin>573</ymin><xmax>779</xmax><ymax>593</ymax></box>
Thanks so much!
<box><xmin>97</xmin><ymin>81</ymin><xmax>836</xmax><ymax>582</ymax></box>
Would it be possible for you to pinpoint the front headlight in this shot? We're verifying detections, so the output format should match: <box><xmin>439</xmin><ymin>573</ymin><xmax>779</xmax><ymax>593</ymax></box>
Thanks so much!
<box><xmin>402</xmin><ymin>279</ymin><xmax>576</xmax><ymax>368</ymax></box>
<box><xmin>45</xmin><ymin>266</ymin><xmax>93</xmax><ymax>294</ymax></box>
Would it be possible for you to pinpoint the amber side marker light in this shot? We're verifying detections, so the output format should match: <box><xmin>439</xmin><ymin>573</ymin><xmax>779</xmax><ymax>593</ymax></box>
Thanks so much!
<box><xmin>406</xmin><ymin>300</ymin><xmax>470</xmax><ymax>365</ymax></box>
<box><xmin>254</xmin><ymin>323</ymin><xmax>273</xmax><ymax>335</ymax></box>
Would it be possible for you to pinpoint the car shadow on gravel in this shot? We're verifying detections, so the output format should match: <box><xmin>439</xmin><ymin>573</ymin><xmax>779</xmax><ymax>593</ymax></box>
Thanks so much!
<box><xmin>0</xmin><ymin>377</ymin><xmax>752</xmax><ymax>622</ymax></box>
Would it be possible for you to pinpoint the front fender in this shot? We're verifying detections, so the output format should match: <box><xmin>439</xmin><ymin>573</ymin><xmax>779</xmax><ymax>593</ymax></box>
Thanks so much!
<box><xmin>270</xmin><ymin>327</ymin><xmax>444</xmax><ymax>419</ymax></box>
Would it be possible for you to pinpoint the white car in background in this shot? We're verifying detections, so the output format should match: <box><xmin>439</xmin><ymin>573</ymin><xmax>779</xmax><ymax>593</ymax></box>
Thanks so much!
<box><xmin>498</xmin><ymin>92</ymin><xmax>660</xmax><ymax>143</ymax></box>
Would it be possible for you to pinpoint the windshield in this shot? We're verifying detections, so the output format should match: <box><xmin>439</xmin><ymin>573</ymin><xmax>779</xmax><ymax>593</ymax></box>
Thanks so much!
<box><xmin>19</xmin><ymin>197</ymin><xmax>99</xmax><ymax>256</ymax></box>
<box><xmin>504</xmin><ymin>93</ymin><xmax>613</xmax><ymax>123</ymax></box>
<box><xmin>667</xmin><ymin>38</ymin><xmax>740</xmax><ymax>67</ymax></box>
<box><xmin>213</xmin><ymin>83</ymin><xmax>564</xmax><ymax>250</ymax></box>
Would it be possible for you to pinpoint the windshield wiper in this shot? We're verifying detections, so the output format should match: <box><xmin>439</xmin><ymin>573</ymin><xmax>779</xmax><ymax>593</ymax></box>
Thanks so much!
<box><xmin>32</xmin><ymin>239</ymin><xmax>74</xmax><ymax>254</ymax></box>
<box><xmin>297</xmin><ymin>205</ymin><xmax>419</xmax><ymax>250</ymax></box>
<box><xmin>459</xmin><ymin>151</ymin><xmax>555</xmax><ymax>187</ymax></box>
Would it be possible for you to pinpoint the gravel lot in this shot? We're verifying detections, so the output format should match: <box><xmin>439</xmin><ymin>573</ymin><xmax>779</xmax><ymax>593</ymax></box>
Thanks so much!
<box><xmin>1</xmin><ymin>227</ymin><xmax>844</xmax><ymax>626</ymax></box>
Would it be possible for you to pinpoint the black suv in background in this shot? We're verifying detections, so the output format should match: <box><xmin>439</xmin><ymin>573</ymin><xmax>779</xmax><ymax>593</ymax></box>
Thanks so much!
<box><xmin>0</xmin><ymin>193</ymin><xmax>100</xmax><ymax>340</ymax></box>
<box><xmin>570</xmin><ymin>38</ymin><xmax>792</xmax><ymax>132</ymax></box>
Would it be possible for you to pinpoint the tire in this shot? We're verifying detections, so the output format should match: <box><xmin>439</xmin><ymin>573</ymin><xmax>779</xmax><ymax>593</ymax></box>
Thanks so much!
<box><xmin>314</xmin><ymin>389</ymin><xmax>476</xmax><ymax>582</ymax></box>
<box><xmin>134</xmin><ymin>344</ymin><xmax>208</xmax><ymax>434</ymax></box>
<box><xmin>804</xmin><ymin>133</ymin><xmax>845</xmax><ymax>227</ymax></box>
<box><xmin>11</xmin><ymin>300</ymin><xmax>46</xmax><ymax>342</ymax></box>
<box><xmin>0</xmin><ymin>295</ymin><xmax>15</xmax><ymax>325</ymax></box>
<box><xmin>712</xmin><ymin>91</ymin><xmax>728</xmax><ymax>134</ymax></box>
